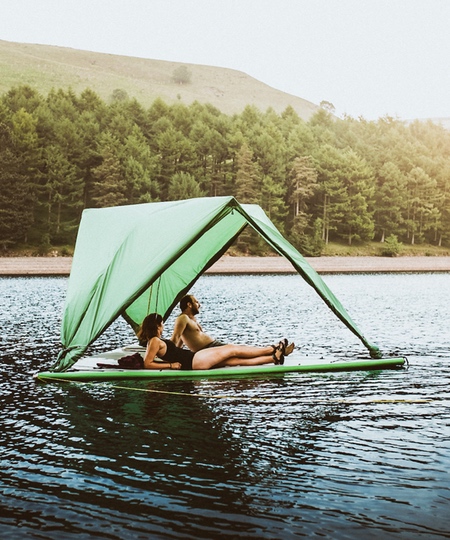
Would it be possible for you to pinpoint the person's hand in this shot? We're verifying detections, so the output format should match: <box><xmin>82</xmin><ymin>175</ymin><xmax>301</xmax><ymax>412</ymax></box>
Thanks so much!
<box><xmin>170</xmin><ymin>362</ymin><xmax>182</xmax><ymax>370</ymax></box>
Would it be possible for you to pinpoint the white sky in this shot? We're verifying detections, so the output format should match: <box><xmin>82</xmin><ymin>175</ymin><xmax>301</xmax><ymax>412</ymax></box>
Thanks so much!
<box><xmin>1</xmin><ymin>0</ymin><xmax>449</xmax><ymax>120</ymax></box>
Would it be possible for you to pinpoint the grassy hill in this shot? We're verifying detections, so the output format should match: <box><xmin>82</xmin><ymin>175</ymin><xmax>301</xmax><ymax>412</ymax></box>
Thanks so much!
<box><xmin>0</xmin><ymin>39</ymin><xmax>319</xmax><ymax>119</ymax></box>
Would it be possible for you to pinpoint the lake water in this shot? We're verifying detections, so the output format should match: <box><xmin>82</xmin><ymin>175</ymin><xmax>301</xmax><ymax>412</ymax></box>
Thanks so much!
<box><xmin>1</xmin><ymin>272</ymin><xmax>450</xmax><ymax>539</ymax></box>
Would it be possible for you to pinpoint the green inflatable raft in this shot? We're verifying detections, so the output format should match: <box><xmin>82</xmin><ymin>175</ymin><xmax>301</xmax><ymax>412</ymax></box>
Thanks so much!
<box><xmin>35</xmin><ymin>357</ymin><xmax>407</xmax><ymax>382</ymax></box>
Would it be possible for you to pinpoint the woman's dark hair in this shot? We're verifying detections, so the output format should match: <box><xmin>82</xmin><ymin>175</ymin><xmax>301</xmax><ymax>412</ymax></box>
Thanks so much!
<box><xmin>137</xmin><ymin>313</ymin><xmax>163</xmax><ymax>343</ymax></box>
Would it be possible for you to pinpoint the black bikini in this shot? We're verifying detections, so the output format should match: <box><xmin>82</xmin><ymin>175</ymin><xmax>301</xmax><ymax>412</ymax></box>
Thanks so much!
<box><xmin>159</xmin><ymin>339</ymin><xmax>194</xmax><ymax>370</ymax></box>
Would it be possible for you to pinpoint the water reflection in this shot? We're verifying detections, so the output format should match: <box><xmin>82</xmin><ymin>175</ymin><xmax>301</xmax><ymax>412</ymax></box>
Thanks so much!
<box><xmin>1</xmin><ymin>274</ymin><xmax>450</xmax><ymax>538</ymax></box>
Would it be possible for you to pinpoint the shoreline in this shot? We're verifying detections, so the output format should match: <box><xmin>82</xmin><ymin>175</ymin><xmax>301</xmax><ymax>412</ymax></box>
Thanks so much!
<box><xmin>1</xmin><ymin>255</ymin><xmax>450</xmax><ymax>276</ymax></box>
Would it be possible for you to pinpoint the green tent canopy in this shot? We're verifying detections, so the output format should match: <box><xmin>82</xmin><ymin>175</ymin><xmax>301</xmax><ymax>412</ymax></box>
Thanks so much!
<box><xmin>52</xmin><ymin>196</ymin><xmax>381</xmax><ymax>372</ymax></box>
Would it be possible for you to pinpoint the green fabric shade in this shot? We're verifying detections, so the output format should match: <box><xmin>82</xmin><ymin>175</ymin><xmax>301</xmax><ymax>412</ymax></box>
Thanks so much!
<box><xmin>52</xmin><ymin>196</ymin><xmax>381</xmax><ymax>372</ymax></box>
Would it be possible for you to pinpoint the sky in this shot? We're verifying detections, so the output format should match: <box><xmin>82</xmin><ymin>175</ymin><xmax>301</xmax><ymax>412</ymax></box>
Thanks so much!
<box><xmin>1</xmin><ymin>0</ymin><xmax>449</xmax><ymax>120</ymax></box>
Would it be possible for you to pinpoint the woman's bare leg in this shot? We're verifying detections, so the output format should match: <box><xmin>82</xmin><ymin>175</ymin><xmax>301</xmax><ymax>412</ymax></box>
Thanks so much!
<box><xmin>192</xmin><ymin>344</ymin><xmax>245</xmax><ymax>370</ymax></box>
<box><xmin>192</xmin><ymin>344</ymin><xmax>283</xmax><ymax>370</ymax></box>
<box><xmin>231</xmin><ymin>345</ymin><xmax>275</xmax><ymax>356</ymax></box>
<box><xmin>227</xmin><ymin>342</ymin><xmax>294</xmax><ymax>359</ymax></box>
<box><xmin>219</xmin><ymin>355</ymin><xmax>274</xmax><ymax>367</ymax></box>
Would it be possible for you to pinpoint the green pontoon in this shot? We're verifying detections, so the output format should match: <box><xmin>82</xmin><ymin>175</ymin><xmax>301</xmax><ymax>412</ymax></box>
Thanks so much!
<box><xmin>34</xmin><ymin>197</ymin><xmax>406</xmax><ymax>382</ymax></box>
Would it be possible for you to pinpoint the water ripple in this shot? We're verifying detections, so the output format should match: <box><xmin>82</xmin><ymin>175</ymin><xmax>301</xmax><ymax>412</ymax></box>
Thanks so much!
<box><xmin>2</xmin><ymin>274</ymin><xmax>450</xmax><ymax>538</ymax></box>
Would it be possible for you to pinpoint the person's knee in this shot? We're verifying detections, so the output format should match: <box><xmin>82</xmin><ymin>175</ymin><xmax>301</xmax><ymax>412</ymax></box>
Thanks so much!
<box><xmin>227</xmin><ymin>345</ymin><xmax>240</xmax><ymax>356</ymax></box>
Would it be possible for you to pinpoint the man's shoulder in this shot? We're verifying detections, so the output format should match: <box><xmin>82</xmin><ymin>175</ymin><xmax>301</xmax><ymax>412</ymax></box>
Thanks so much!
<box><xmin>175</xmin><ymin>313</ymin><xmax>194</xmax><ymax>326</ymax></box>
<box><xmin>176</xmin><ymin>313</ymin><xmax>198</xmax><ymax>329</ymax></box>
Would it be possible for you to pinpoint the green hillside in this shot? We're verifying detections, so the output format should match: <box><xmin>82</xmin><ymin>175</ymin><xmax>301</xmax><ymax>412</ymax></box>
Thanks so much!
<box><xmin>0</xmin><ymin>39</ymin><xmax>319</xmax><ymax>119</ymax></box>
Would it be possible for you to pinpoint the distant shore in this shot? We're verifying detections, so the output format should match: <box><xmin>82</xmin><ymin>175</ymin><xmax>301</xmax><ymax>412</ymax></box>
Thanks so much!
<box><xmin>1</xmin><ymin>255</ymin><xmax>450</xmax><ymax>276</ymax></box>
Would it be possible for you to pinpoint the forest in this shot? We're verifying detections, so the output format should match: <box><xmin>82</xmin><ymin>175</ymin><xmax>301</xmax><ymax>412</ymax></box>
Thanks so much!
<box><xmin>1</xmin><ymin>84</ymin><xmax>449</xmax><ymax>256</ymax></box>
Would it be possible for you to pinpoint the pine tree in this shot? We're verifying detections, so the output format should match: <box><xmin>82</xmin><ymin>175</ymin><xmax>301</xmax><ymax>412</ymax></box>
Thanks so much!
<box><xmin>289</xmin><ymin>156</ymin><xmax>318</xmax><ymax>217</ymax></box>
<box><xmin>90</xmin><ymin>134</ymin><xmax>127</xmax><ymax>207</ymax></box>
<box><xmin>405</xmin><ymin>167</ymin><xmax>439</xmax><ymax>244</ymax></box>
<box><xmin>235</xmin><ymin>143</ymin><xmax>260</xmax><ymax>203</ymax></box>
<box><xmin>168</xmin><ymin>172</ymin><xmax>205</xmax><ymax>200</ymax></box>
<box><xmin>339</xmin><ymin>150</ymin><xmax>375</xmax><ymax>245</ymax></box>
<box><xmin>374</xmin><ymin>162</ymin><xmax>407</xmax><ymax>242</ymax></box>
<box><xmin>260</xmin><ymin>174</ymin><xmax>287</xmax><ymax>233</ymax></box>
<box><xmin>0</xmin><ymin>148</ymin><xmax>34</xmax><ymax>249</ymax></box>
<box><xmin>313</xmin><ymin>145</ymin><xmax>347</xmax><ymax>244</ymax></box>
<box><xmin>42</xmin><ymin>145</ymin><xmax>84</xmax><ymax>242</ymax></box>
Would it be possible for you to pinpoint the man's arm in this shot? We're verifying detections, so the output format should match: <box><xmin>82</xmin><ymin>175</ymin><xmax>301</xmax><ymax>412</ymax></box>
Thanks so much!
<box><xmin>170</xmin><ymin>314</ymin><xmax>189</xmax><ymax>347</ymax></box>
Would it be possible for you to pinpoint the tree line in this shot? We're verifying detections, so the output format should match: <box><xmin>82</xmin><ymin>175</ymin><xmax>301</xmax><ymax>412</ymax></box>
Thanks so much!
<box><xmin>1</xmin><ymin>85</ymin><xmax>449</xmax><ymax>255</ymax></box>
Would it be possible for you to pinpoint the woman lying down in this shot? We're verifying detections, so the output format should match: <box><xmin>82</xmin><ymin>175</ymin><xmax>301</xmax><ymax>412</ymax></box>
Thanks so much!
<box><xmin>137</xmin><ymin>313</ymin><xmax>295</xmax><ymax>371</ymax></box>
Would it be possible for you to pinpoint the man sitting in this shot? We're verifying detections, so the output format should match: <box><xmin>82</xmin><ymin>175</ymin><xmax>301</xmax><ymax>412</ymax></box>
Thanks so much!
<box><xmin>170</xmin><ymin>294</ymin><xmax>294</xmax><ymax>357</ymax></box>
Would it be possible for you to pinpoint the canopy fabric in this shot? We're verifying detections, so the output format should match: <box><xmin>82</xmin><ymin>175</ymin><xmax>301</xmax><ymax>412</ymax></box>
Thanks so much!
<box><xmin>52</xmin><ymin>196</ymin><xmax>381</xmax><ymax>372</ymax></box>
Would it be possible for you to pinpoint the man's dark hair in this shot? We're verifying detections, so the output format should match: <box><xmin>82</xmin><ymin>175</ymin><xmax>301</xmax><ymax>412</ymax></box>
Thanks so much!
<box><xmin>180</xmin><ymin>294</ymin><xmax>194</xmax><ymax>311</ymax></box>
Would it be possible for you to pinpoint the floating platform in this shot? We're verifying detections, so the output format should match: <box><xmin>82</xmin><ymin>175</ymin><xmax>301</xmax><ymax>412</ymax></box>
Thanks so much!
<box><xmin>34</xmin><ymin>346</ymin><xmax>407</xmax><ymax>382</ymax></box>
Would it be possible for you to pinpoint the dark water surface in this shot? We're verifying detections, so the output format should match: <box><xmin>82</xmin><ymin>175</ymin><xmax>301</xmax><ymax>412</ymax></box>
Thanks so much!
<box><xmin>1</xmin><ymin>273</ymin><xmax>450</xmax><ymax>539</ymax></box>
